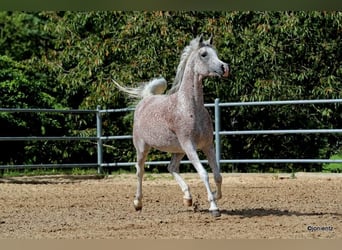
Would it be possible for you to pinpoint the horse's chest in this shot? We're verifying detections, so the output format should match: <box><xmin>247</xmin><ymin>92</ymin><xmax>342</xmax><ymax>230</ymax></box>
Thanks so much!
<box><xmin>175</xmin><ymin>111</ymin><xmax>212</xmax><ymax>139</ymax></box>
<box><xmin>193</xmin><ymin>119</ymin><xmax>212</xmax><ymax>141</ymax></box>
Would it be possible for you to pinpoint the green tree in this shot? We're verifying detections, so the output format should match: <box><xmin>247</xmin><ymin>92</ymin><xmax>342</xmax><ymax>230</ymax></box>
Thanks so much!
<box><xmin>215</xmin><ymin>11</ymin><xmax>342</xmax><ymax>172</ymax></box>
<box><xmin>0</xmin><ymin>11</ymin><xmax>341</xmax><ymax>172</ymax></box>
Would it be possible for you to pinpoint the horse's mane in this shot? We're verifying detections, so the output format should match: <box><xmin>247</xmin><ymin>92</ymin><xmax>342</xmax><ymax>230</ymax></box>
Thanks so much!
<box><xmin>113</xmin><ymin>35</ymin><xmax>213</xmax><ymax>99</ymax></box>
<box><xmin>167</xmin><ymin>36</ymin><xmax>212</xmax><ymax>95</ymax></box>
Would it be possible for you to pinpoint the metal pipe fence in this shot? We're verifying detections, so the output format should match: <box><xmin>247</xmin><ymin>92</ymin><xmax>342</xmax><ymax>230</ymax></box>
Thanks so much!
<box><xmin>1</xmin><ymin>98</ymin><xmax>342</xmax><ymax>173</ymax></box>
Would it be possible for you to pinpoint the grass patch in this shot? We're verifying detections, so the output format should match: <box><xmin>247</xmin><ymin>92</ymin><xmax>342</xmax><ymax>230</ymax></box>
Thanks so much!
<box><xmin>1</xmin><ymin>167</ymin><xmax>174</xmax><ymax>179</ymax></box>
<box><xmin>323</xmin><ymin>153</ymin><xmax>342</xmax><ymax>173</ymax></box>
<box><xmin>0</xmin><ymin>167</ymin><xmax>100</xmax><ymax>178</ymax></box>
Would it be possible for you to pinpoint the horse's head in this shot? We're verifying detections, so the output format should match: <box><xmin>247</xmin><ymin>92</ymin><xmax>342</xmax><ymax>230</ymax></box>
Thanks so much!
<box><xmin>192</xmin><ymin>34</ymin><xmax>229</xmax><ymax>79</ymax></box>
<box><xmin>169</xmin><ymin>34</ymin><xmax>230</xmax><ymax>94</ymax></box>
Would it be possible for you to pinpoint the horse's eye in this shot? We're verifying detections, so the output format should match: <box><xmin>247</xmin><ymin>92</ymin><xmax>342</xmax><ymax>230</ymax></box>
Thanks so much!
<box><xmin>200</xmin><ymin>52</ymin><xmax>208</xmax><ymax>58</ymax></box>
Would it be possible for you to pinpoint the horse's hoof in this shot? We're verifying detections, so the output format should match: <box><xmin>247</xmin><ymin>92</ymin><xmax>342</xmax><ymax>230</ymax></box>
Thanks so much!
<box><xmin>183</xmin><ymin>198</ymin><xmax>193</xmax><ymax>207</ymax></box>
<box><xmin>210</xmin><ymin>209</ymin><xmax>221</xmax><ymax>217</ymax></box>
<box><xmin>134</xmin><ymin>206</ymin><xmax>142</xmax><ymax>211</ymax></box>
<box><xmin>213</xmin><ymin>191</ymin><xmax>222</xmax><ymax>200</ymax></box>
<box><xmin>133</xmin><ymin>200</ymin><xmax>142</xmax><ymax>211</ymax></box>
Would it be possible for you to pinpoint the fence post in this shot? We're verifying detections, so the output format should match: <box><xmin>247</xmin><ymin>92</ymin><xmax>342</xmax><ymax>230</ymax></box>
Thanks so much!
<box><xmin>96</xmin><ymin>105</ymin><xmax>103</xmax><ymax>174</ymax></box>
<box><xmin>214</xmin><ymin>98</ymin><xmax>221</xmax><ymax>171</ymax></box>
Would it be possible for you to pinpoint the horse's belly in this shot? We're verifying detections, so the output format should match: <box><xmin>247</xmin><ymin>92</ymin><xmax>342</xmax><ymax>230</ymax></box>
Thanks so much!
<box><xmin>138</xmin><ymin>125</ymin><xmax>183</xmax><ymax>153</ymax></box>
<box><xmin>133</xmin><ymin>119</ymin><xmax>180</xmax><ymax>152</ymax></box>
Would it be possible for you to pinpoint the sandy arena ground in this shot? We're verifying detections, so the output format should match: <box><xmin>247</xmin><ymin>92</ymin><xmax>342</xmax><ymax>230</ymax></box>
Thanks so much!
<box><xmin>0</xmin><ymin>172</ymin><xmax>341</xmax><ymax>239</ymax></box>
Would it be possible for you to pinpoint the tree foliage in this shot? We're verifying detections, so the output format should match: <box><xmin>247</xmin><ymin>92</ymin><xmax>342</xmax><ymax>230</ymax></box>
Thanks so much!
<box><xmin>0</xmin><ymin>11</ymin><xmax>341</xmax><ymax>172</ymax></box>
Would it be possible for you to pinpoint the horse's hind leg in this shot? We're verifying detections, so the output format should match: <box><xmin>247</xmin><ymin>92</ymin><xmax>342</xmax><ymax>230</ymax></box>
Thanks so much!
<box><xmin>167</xmin><ymin>153</ymin><xmax>192</xmax><ymax>206</ymax></box>
<box><xmin>203</xmin><ymin>145</ymin><xmax>222</xmax><ymax>200</ymax></box>
<box><xmin>133</xmin><ymin>143</ymin><xmax>150</xmax><ymax>211</ymax></box>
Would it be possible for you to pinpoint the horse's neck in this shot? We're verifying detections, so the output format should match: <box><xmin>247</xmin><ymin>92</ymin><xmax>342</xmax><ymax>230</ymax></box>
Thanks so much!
<box><xmin>176</xmin><ymin>70</ymin><xmax>205</xmax><ymax>111</ymax></box>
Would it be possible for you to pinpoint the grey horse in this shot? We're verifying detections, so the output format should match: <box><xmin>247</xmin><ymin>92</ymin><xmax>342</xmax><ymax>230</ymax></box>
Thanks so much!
<box><xmin>114</xmin><ymin>35</ymin><xmax>229</xmax><ymax>217</ymax></box>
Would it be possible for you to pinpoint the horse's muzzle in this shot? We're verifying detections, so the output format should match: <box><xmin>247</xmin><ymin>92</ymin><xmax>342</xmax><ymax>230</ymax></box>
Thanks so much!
<box><xmin>222</xmin><ymin>64</ymin><xmax>229</xmax><ymax>77</ymax></box>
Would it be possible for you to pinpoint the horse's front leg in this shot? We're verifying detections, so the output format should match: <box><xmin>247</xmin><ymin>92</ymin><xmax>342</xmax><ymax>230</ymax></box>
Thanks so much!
<box><xmin>167</xmin><ymin>153</ymin><xmax>192</xmax><ymax>206</ymax></box>
<box><xmin>181</xmin><ymin>141</ymin><xmax>221</xmax><ymax>217</ymax></box>
<box><xmin>203</xmin><ymin>145</ymin><xmax>222</xmax><ymax>201</ymax></box>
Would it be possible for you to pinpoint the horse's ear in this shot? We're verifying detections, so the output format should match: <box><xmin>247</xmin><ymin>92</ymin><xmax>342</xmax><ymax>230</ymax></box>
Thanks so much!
<box><xmin>198</xmin><ymin>34</ymin><xmax>204</xmax><ymax>44</ymax></box>
<box><xmin>208</xmin><ymin>34</ymin><xmax>213</xmax><ymax>45</ymax></box>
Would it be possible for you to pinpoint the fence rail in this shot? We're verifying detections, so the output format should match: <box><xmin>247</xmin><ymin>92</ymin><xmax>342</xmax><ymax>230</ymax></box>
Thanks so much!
<box><xmin>1</xmin><ymin>98</ymin><xmax>342</xmax><ymax>173</ymax></box>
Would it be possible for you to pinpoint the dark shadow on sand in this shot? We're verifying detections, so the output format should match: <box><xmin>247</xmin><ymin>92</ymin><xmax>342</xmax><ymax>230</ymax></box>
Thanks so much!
<box><xmin>194</xmin><ymin>208</ymin><xmax>342</xmax><ymax>218</ymax></box>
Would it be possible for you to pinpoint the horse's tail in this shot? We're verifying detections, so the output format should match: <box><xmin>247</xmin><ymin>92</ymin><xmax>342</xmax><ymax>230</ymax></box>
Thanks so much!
<box><xmin>113</xmin><ymin>77</ymin><xmax>167</xmax><ymax>99</ymax></box>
